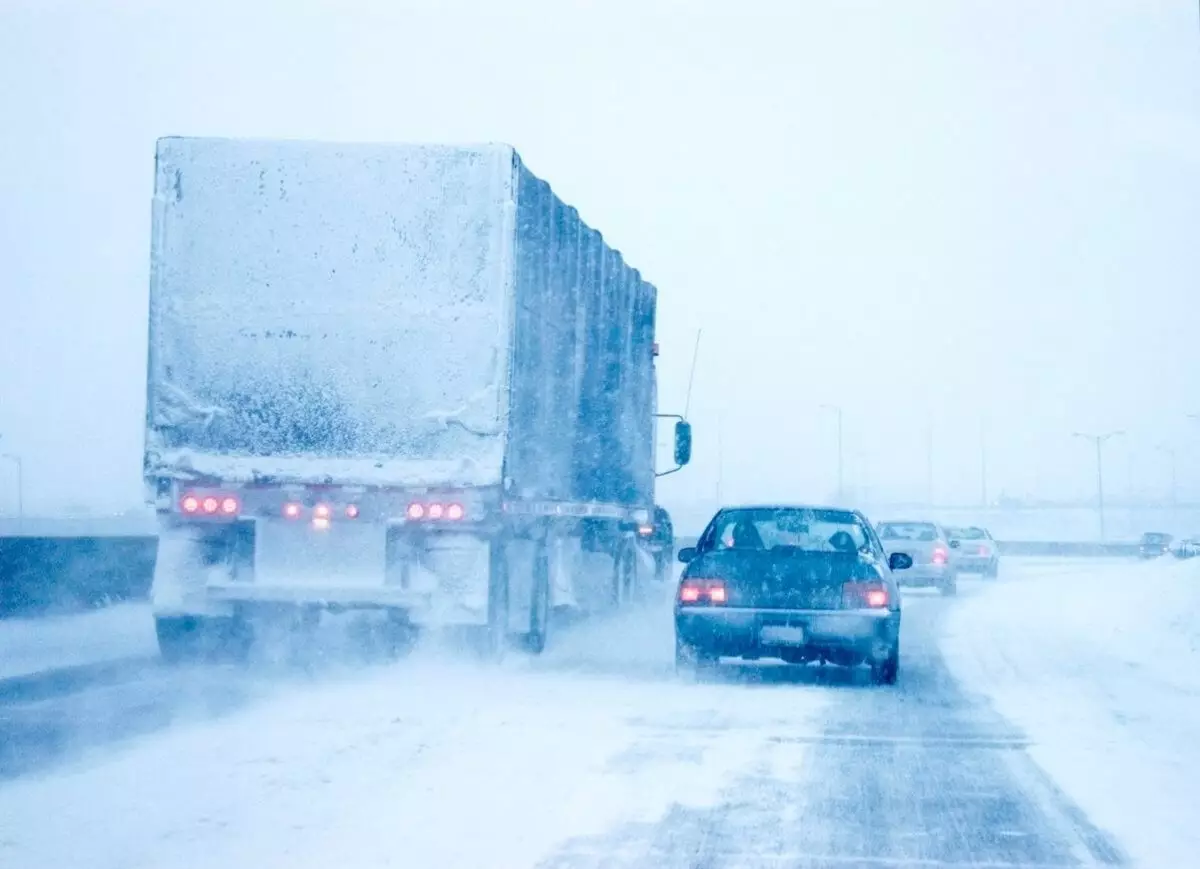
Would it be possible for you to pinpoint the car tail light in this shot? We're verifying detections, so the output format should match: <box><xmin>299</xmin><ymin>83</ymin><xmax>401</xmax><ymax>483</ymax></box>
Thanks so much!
<box><xmin>638</xmin><ymin>524</ymin><xmax>654</xmax><ymax>537</ymax></box>
<box><xmin>345</xmin><ymin>504</ymin><xmax>360</xmax><ymax>519</ymax></box>
<box><xmin>977</xmin><ymin>545</ymin><xmax>990</xmax><ymax>556</ymax></box>
<box><xmin>678</xmin><ymin>578</ymin><xmax>727</xmax><ymax>606</ymax></box>
<box><xmin>932</xmin><ymin>547</ymin><xmax>948</xmax><ymax>564</ymax></box>
<box><xmin>842</xmin><ymin>580</ymin><xmax>890</xmax><ymax>609</ymax></box>
<box><xmin>283</xmin><ymin>502</ymin><xmax>302</xmax><ymax>519</ymax></box>
<box><xmin>313</xmin><ymin>503</ymin><xmax>332</xmax><ymax>520</ymax></box>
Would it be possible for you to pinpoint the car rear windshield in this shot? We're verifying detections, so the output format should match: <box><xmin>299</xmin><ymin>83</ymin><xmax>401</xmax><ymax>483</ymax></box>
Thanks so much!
<box><xmin>949</xmin><ymin>527</ymin><xmax>988</xmax><ymax>540</ymax></box>
<box><xmin>878</xmin><ymin>522</ymin><xmax>940</xmax><ymax>542</ymax></box>
<box><xmin>1141</xmin><ymin>533</ymin><xmax>1169</xmax><ymax>543</ymax></box>
<box><xmin>705</xmin><ymin>508</ymin><xmax>871</xmax><ymax>554</ymax></box>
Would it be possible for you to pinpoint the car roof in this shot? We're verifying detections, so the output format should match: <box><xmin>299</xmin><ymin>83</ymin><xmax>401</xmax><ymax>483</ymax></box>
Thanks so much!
<box><xmin>717</xmin><ymin>503</ymin><xmax>860</xmax><ymax>514</ymax></box>
<box><xmin>878</xmin><ymin>519</ymin><xmax>941</xmax><ymax>526</ymax></box>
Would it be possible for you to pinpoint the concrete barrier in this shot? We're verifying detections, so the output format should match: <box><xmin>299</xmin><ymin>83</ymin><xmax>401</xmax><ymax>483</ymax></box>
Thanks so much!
<box><xmin>0</xmin><ymin>537</ymin><xmax>156</xmax><ymax>618</ymax></box>
<box><xmin>0</xmin><ymin>533</ymin><xmax>1147</xmax><ymax>620</ymax></box>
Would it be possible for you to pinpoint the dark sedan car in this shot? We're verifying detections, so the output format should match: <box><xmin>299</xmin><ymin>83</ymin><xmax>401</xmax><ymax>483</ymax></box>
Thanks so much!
<box><xmin>1139</xmin><ymin>532</ymin><xmax>1173</xmax><ymax>559</ymax></box>
<box><xmin>674</xmin><ymin>504</ymin><xmax>913</xmax><ymax>685</ymax></box>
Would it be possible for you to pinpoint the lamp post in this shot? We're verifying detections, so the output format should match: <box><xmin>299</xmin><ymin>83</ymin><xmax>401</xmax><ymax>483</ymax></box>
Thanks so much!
<box><xmin>1073</xmin><ymin>430</ymin><xmax>1124</xmax><ymax>541</ymax></box>
<box><xmin>1157</xmin><ymin>444</ymin><xmax>1178</xmax><ymax>508</ymax></box>
<box><xmin>820</xmin><ymin>404</ymin><xmax>844</xmax><ymax>504</ymax></box>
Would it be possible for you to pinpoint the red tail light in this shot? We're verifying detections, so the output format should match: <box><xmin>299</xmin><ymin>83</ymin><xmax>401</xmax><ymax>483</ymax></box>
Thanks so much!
<box><xmin>638</xmin><ymin>524</ymin><xmax>654</xmax><ymax>537</ymax></box>
<box><xmin>977</xmin><ymin>545</ymin><xmax>990</xmax><ymax>556</ymax></box>
<box><xmin>181</xmin><ymin>495</ymin><xmax>200</xmax><ymax>514</ymax></box>
<box><xmin>283</xmin><ymin>502</ymin><xmax>302</xmax><ymax>519</ymax></box>
<box><xmin>932</xmin><ymin>547</ymin><xmax>948</xmax><ymax>564</ymax></box>
<box><xmin>678</xmin><ymin>579</ymin><xmax>727</xmax><ymax>606</ymax></box>
<box><xmin>345</xmin><ymin>504</ymin><xmax>360</xmax><ymax>519</ymax></box>
<box><xmin>180</xmin><ymin>491</ymin><xmax>240</xmax><ymax>519</ymax></box>
<box><xmin>842</xmin><ymin>580</ymin><xmax>890</xmax><ymax>609</ymax></box>
<box><xmin>201</xmin><ymin>496</ymin><xmax>219</xmax><ymax>514</ymax></box>
<box><xmin>406</xmin><ymin>501</ymin><xmax>467</xmax><ymax>522</ymax></box>
<box><xmin>313</xmin><ymin>503</ymin><xmax>332</xmax><ymax>520</ymax></box>
<box><xmin>220</xmin><ymin>497</ymin><xmax>240</xmax><ymax>516</ymax></box>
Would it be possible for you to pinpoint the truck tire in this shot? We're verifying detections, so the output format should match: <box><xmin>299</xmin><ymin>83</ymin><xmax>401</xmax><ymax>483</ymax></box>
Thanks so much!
<box><xmin>523</xmin><ymin>541</ymin><xmax>551</xmax><ymax>655</ymax></box>
<box><xmin>611</xmin><ymin>543</ymin><xmax>636</xmax><ymax>609</ymax></box>
<box><xmin>483</xmin><ymin>540</ymin><xmax>510</xmax><ymax>660</ymax></box>
<box><xmin>156</xmin><ymin>616</ymin><xmax>252</xmax><ymax>664</ymax></box>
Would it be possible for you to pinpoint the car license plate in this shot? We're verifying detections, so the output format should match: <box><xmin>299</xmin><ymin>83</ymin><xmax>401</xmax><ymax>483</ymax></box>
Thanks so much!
<box><xmin>760</xmin><ymin>625</ymin><xmax>806</xmax><ymax>646</ymax></box>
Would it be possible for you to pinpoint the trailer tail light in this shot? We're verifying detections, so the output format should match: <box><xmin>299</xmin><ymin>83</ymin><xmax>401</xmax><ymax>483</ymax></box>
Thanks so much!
<box><xmin>220</xmin><ymin>497</ymin><xmax>240</xmax><ymax>516</ymax></box>
<box><xmin>181</xmin><ymin>495</ymin><xmax>200</xmax><ymax>514</ymax></box>
<box><xmin>406</xmin><ymin>501</ymin><xmax>466</xmax><ymax>522</ymax></box>
<box><xmin>179</xmin><ymin>491</ymin><xmax>241</xmax><ymax>520</ymax></box>
<box><xmin>842</xmin><ymin>581</ymin><xmax>890</xmax><ymax>609</ymax></box>
<box><xmin>678</xmin><ymin>579</ymin><xmax>726</xmax><ymax>606</ymax></box>
<box><xmin>313</xmin><ymin>503</ymin><xmax>332</xmax><ymax>520</ymax></box>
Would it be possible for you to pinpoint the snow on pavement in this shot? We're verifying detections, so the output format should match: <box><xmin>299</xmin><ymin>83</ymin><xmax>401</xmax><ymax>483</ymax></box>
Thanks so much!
<box><xmin>0</xmin><ymin>601</ymin><xmax>157</xmax><ymax>681</ymax></box>
<box><xmin>942</xmin><ymin>555</ymin><xmax>1200</xmax><ymax>869</ymax></box>
<box><xmin>0</xmin><ymin>586</ymin><xmax>831</xmax><ymax>869</ymax></box>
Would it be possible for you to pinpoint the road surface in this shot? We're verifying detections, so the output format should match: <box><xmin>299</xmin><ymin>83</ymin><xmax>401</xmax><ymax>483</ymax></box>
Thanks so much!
<box><xmin>0</xmin><ymin>561</ymin><xmax>1131</xmax><ymax>868</ymax></box>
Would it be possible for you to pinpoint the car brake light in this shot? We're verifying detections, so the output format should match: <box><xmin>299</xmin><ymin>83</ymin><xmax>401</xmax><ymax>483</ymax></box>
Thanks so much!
<box><xmin>345</xmin><ymin>504</ymin><xmax>360</xmax><ymax>519</ymax></box>
<box><xmin>678</xmin><ymin>579</ymin><xmax>727</xmax><ymax>605</ymax></box>
<box><xmin>638</xmin><ymin>524</ymin><xmax>654</xmax><ymax>537</ymax></box>
<box><xmin>842</xmin><ymin>580</ymin><xmax>890</xmax><ymax>609</ymax></box>
<box><xmin>313</xmin><ymin>503</ymin><xmax>332</xmax><ymax>520</ymax></box>
<box><xmin>283</xmin><ymin>502</ymin><xmax>302</xmax><ymax>519</ymax></box>
<box><xmin>932</xmin><ymin>547</ymin><xmax>948</xmax><ymax>564</ymax></box>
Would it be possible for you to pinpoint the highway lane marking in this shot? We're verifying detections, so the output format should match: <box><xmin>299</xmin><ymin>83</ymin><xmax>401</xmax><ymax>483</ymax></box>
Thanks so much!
<box><xmin>768</xmin><ymin>733</ymin><xmax>1030</xmax><ymax>750</ymax></box>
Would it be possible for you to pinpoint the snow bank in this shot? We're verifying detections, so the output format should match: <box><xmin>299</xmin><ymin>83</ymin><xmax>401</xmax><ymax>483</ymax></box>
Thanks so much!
<box><xmin>0</xmin><ymin>602</ymin><xmax>157</xmax><ymax>682</ymax></box>
<box><xmin>942</xmin><ymin>556</ymin><xmax>1200</xmax><ymax>868</ymax></box>
<box><xmin>0</xmin><ymin>587</ymin><xmax>830</xmax><ymax>869</ymax></box>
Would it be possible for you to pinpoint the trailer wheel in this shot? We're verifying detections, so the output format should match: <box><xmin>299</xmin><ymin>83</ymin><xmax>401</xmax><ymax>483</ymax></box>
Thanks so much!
<box><xmin>483</xmin><ymin>540</ymin><xmax>510</xmax><ymax>660</ymax></box>
<box><xmin>611</xmin><ymin>543</ymin><xmax>636</xmax><ymax>609</ymax></box>
<box><xmin>523</xmin><ymin>541</ymin><xmax>552</xmax><ymax>654</ymax></box>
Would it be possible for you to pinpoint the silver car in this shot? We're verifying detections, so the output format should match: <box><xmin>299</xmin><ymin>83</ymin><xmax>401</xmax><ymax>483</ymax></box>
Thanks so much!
<box><xmin>876</xmin><ymin>520</ymin><xmax>958</xmax><ymax>595</ymax></box>
<box><xmin>945</xmin><ymin>526</ymin><xmax>1000</xmax><ymax>578</ymax></box>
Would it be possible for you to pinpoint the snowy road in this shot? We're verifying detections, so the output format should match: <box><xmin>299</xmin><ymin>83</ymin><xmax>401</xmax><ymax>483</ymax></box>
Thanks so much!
<box><xmin>0</xmin><ymin>559</ymin><xmax>1155</xmax><ymax>867</ymax></box>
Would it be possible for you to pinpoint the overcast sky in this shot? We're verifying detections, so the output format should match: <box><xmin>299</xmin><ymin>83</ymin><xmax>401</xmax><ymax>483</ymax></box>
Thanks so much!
<box><xmin>0</xmin><ymin>0</ymin><xmax>1197</xmax><ymax>521</ymax></box>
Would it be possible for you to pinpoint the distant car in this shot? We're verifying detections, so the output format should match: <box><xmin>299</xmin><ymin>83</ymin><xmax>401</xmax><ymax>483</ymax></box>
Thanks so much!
<box><xmin>1172</xmin><ymin>537</ymin><xmax>1200</xmax><ymax>559</ymax></box>
<box><xmin>876</xmin><ymin>520</ymin><xmax>958</xmax><ymax>595</ymax></box>
<box><xmin>1138</xmin><ymin>532</ymin><xmax>1173</xmax><ymax>559</ymax></box>
<box><xmin>944</xmin><ymin>525</ymin><xmax>1000</xmax><ymax>578</ymax></box>
<box><xmin>674</xmin><ymin>504</ymin><xmax>911</xmax><ymax>685</ymax></box>
<box><xmin>637</xmin><ymin>505</ymin><xmax>675</xmax><ymax>581</ymax></box>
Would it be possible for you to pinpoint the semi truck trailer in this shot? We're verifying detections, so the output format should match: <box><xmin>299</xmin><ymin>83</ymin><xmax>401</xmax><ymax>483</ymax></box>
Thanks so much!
<box><xmin>142</xmin><ymin>136</ymin><xmax>691</xmax><ymax>661</ymax></box>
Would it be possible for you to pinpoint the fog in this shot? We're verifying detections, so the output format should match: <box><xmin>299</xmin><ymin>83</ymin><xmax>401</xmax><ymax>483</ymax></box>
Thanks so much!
<box><xmin>1</xmin><ymin>0</ymin><xmax>1197</xmax><ymax>522</ymax></box>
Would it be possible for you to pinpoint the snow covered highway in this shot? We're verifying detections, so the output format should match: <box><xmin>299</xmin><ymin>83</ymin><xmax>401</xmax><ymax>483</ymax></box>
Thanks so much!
<box><xmin>1</xmin><ymin>556</ymin><xmax>1196</xmax><ymax>868</ymax></box>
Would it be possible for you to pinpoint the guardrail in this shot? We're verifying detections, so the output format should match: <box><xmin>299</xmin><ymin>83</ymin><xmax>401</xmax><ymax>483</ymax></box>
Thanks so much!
<box><xmin>0</xmin><ymin>533</ymin><xmax>1157</xmax><ymax>619</ymax></box>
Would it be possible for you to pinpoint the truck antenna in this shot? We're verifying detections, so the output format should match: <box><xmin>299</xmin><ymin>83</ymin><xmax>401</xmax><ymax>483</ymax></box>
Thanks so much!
<box><xmin>683</xmin><ymin>328</ymin><xmax>703</xmax><ymax>419</ymax></box>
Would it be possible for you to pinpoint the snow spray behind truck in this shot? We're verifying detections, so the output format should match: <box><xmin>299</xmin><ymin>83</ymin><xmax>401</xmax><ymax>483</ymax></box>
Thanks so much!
<box><xmin>143</xmin><ymin>137</ymin><xmax>693</xmax><ymax>661</ymax></box>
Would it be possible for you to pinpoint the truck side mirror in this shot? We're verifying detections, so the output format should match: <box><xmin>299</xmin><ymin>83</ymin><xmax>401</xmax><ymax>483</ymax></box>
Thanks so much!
<box><xmin>674</xmin><ymin>420</ymin><xmax>693</xmax><ymax>466</ymax></box>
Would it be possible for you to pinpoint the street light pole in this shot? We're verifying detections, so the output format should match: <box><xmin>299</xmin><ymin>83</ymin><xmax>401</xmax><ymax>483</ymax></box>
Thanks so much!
<box><xmin>979</xmin><ymin>417</ymin><xmax>989</xmax><ymax>507</ymax></box>
<box><xmin>1073</xmin><ymin>430</ymin><xmax>1123</xmax><ymax>541</ymax></box>
<box><xmin>820</xmin><ymin>404</ymin><xmax>844</xmax><ymax>503</ymax></box>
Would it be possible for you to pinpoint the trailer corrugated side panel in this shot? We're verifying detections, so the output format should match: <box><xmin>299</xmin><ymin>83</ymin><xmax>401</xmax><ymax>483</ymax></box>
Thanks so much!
<box><xmin>506</xmin><ymin>155</ymin><xmax>655</xmax><ymax>507</ymax></box>
<box><xmin>145</xmin><ymin>137</ymin><xmax>516</xmax><ymax>488</ymax></box>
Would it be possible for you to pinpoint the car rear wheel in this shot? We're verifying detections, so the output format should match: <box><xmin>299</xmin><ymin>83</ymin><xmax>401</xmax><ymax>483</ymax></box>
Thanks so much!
<box><xmin>940</xmin><ymin>575</ymin><xmax>958</xmax><ymax>596</ymax></box>
<box><xmin>675</xmin><ymin>636</ymin><xmax>718</xmax><ymax>677</ymax></box>
<box><xmin>870</xmin><ymin>645</ymin><xmax>899</xmax><ymax>685</ymax></box>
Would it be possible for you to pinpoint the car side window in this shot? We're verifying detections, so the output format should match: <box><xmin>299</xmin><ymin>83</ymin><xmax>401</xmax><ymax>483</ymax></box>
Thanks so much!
<box><xmin>863</xmin><ymin>521</ymin><xmax>888</xmax><ymax>563</ymax></box>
